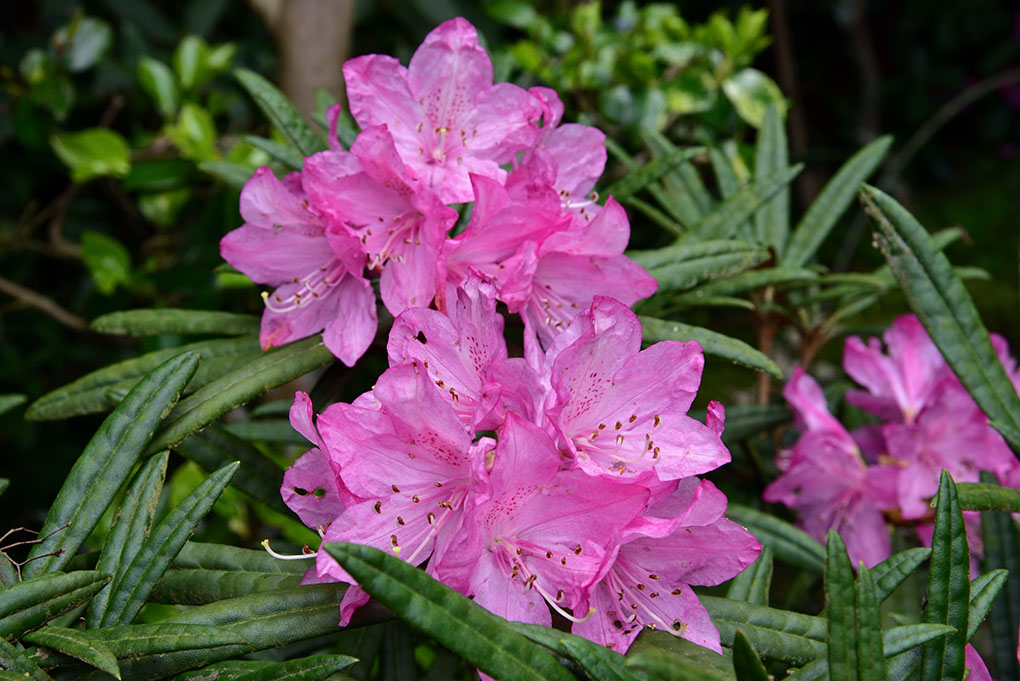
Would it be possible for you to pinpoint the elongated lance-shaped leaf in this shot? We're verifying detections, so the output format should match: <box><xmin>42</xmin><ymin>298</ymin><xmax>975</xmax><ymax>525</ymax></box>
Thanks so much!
<box><xmin>148</xmin><ymin>336</ymin><xmax>334</xmax><ymax>453</ymax></box>
<box><xmin>725</xmin><ymin>505</ymin><xmax>826</xmax><ymax>572</ymax></box>
<box><xmin>855</xmin><ymin>564</ymin><xmax>886</xmax><ymax>681</ymax></box>
<box><xmin>701</xmin><ymin>596</ymin><xmax>826</xmax><ymax>665</ymax></box>
<box><xmin>824</xmin><ymin>531</ymin><xmax>858</xmax><ymax>681</ymax></box>
<box><xmin>703</xmin><ymin>404</ymin><xmax>789</xmax><ymax>445</ymax></box>
<box><xmin>174</xmin><ymin>426</ymin><xmax>287</xmax><ymax>513</ymax></box>
<box><xmin>325</xmin><ymin>542</ymin><xmax>574</xmax><ymax>681</ymax></box>
<box><xmin>726</xmin><ymin>546</ymin><xmax>773</xmax><ymax>606</ymax></box>
<box><xmin>234</xmin><ymin>69</ymin><xmax>325</xmax><ymax>156</ymax></box>
<box><xmin>690</xmin><ymin>165</ymin><xmax>803</xmax><ymax>241</ymax></box>
<box><xmin>920</xmin><ymin>471</ymin><xmax>969</xmax><ymax>681</ymax></box>
<box><xmin>622</xmin><ymin>630</ymin><xmax>734</xmax><ymax>679</ymax></box>
<box><xmin>199</xmin><ymin>160</ymin><xmax>253</xmax><ymax>190</ymax></box>
<box><xmin>22</xmin><ymin>626</ymin><xmax>120</xmax><ymax>679</ymax></box>
<box><xmin>862</xmin><ymin>184</ymin><xmax>1020</xmax><ymax>446</ymax></box>
<box><xmin>91</xmin><ymin>309</ymin><xmax>259</xmax><ymax>337</ymax></box>
<box><xmin>505</xmin><ymin>623</ymin><xmax>648</xmax><ymax>681</ymax></box>
<box><xmin>242</xmin><ymin>134</ymin><xmax>305</xmax><ymax>170</ymax></box>
<box><xmin>604</xmin><ymin>146</ymin><xmax>704</xmax><ymax>203</ymax></box>
<box><xmin>605</xmin><ymin>137</ymin><xmax>697</xmax><ymax>230</ymax></box>
<box><xmin>732</xmin><ymin>631</ymin><xmax>769</xmax><ymax>681</ymax></box>
<box><xmin>86</xmin><ymin>452</ymin><xmax>168</xmax><ymax>627</ymax></box>
<box><xmin>75</xmin><ymin>622</ymin><xmax>248</xmax><ymax>657</ymax></box>
<box><xmin>956</xmin><ymin>482</ymin><xmax>1020</xmax><ymax>512</ymax></box>
<box><xmin>220</xmin><ymin>420</ymin><xmax>307</xmax><ymax>445</ymax></box>
<box><xmin>0</xmin><ymin>637</ymin><xmax>53</xmax><ymax>681</ymax></box>
<box><xmin>640</xmin><ymin>317</ymin><xmax>782</xmax><ymax>379</ymax></box>
<box><xmin>980</xmin><ymin>471</ymin><xmax>1020</xmax><ymax>681</ymax></box>
<box><xmin>871</xmin><ymin>547</ymin><xmax>930</xmax><ymax>604</ymax></box>
<box><xmin>967</xmin><ymin>569</ymin><xmax>1008</xmax><ymax>640</ymax></box>
<box><xmin>173</xmin><ymin>655</ymin><xmax>358</xmax><ymax>681</ymax></box>
<box><xmin>0</xmin><ymin>395</ymin><xmax>25</xmax><ymax>416</ymax></box>
<box><xmin>673</xmin><ymin>267</ymin><xmax>817</xmax><ymax>304</ymax></box>
<box><xmin>0</xmin><ymin>556</ymin><xmax>15</xmax><ymax>588</ymax></box>
<box><xmin>622</xmin><ymin>195</ymin><xmax>687</xmax><ymax>235</ymax></box>
<box><xmin>23</xmin><ymin>353</ymin><xmax>199</xmax><ymax>577</ymax></box>
<box><xmin>625</xmin><ymin>646</ymin><xmax>734</xmax><ymax>681</ymax></box>
<box><xmin>380</xmin><ymin>620</ymin><xmax>416</xmax><ymax>681</ymax></box>
<box><xmin>0</xmin><ymin>571</ymin><xmax>110</xmax><ymax>640</ymax></box>
<box><xmin>753</xmin><ymin>104</ymin><xmax>790</xmax><ymax>253</ymax></box>
<box><xmin>629</xmin><ymin>239</ymin><xmax>766</xmax><ymax>272</ymax></box>
<box><xmin>643</xmin><ymin>130</ymin><xmax>714</xmax><ymax>215</ymax></box>
<box><xmin>100</xmin><ymin>462</ymin><xmax>239</xmax><ymax>626</ymax></box>
<box><xmin>645</xmin><ymin>252</ymin><xmax>772</xmax><ymax>295</ymax></box>
<box><xmin>26</xmin><ymin>337</ymin><xmax>256</xmax><ymax>420</ymax></box>
<box><xmin>709</xmin><ymin>148</ymin><xmax>743</xmax><ymax>201</ymax></box>
<box><xmin>786</xmin><ymin>624</ymin><xmax>955</xmax><ymax>681</ymax></box>
<box><xmin>782</xmin><ymin>136</ymin><xmax>891</xmax><ymax>268</ymax></box>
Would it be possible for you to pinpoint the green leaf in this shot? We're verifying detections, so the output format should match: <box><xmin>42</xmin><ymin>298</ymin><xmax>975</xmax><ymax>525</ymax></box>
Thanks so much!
<box><xmin>242</xmin><ymin>134</ymin><xmax>304</xmax><ymax>170</ymax></box>
<box><xmin>732</xmin><ymin>631</ymin><xmax>769</xmax><ymax>681</ymax></box>
<box><xmin>507</xmin><ymin>623</ymin><xmax>647</xmax><ymax>681</ymax></box>
<box><xmin>51</xmin><ymin>128</ymin><xmax>130</xmax><ymax>183</ymax></box>
<box><xmin>980</xmin><ymin>469</ymin><xmax>1020</xmax><ymax>681</ymax></box>
<box><xmin>967</xmin><ymin>569</ymin><xmax>1007</xmax><ymax>640</ymax></box>
<box><xmin>91</xmin><ymin>309</ymin><xmax>259</xmax><ymax>337</ymax></box>
<box><xmin>824</xmin><ymin>531</ymin><xmax>857</xmax><ymax>681</ymax></box>
<box><xmin>169</xmin><ymin>103</ymin><xmax>217</xmax><ymax>160</ymax></box>
<box><xmin>691</xmin><ymin>165</ymin><xmax>802</xmax><ymax>240</ymax></box>
<box><xmin>137</xmin><ymin>57</ymin><xmax>178</xmax><ymax>118</ymax></box>
<box><xmin>640</xmin><ymin>317</ymin><xmax>782</xmax><ymax>378</ymax></box>
<box><xmin>672</xmin><ymin>267</ymin><xmax>817</xmax><ymax>304</ymax></box>
<box><xmin>642</xmin><ymin>130</ymin><xmax>713</xmax><ymax>223</ymax></box>
<box><xmin>713</xmin><ymin>404</ymin><xmax>790</xmax><ymax>444</ymax></box>
<box><xmin>86</xmin><ymin>452</ymin><xmax>167</xmax><ymax>628</ymax></box>
<box><xmin>862</xmin><ymin>185</ymin><xmax>1020</xmax><ymax>444</ymax></box>
<box><xmin>626</xmin><ymin>645</ymin><xmax>733</xmax><ymax>681</ymax></box>
<box><xmin>147</xmin><ymin>335</ymin><xmax>334</xmax><ymax>454</ymax></box>
<box><xmin>23</xmin><ymin>353</ymin><xmax>199</xmax><ymax>577</ymax></box>
<box><xmin>0</xmin><ymin>395</ymin><xmax>25</xmax><ymax>416</ymax></box>
<box><xmin>726</xmin><ymin>546</ymin><xmax>773</xmax><ymax>606</ymax></box>
<box><xmin>124</xmin><ymin>159</ymin><xmax>195</xmax><ymax>193</ymax></box>
<box><xmin>172</xmin><ymin>36</ymin><xmax>205</xmax><ymax>92</ymax></box>
<box><xmin>55</xmin><ymin>17</ymin><xmax>113</xmax><ymax>72</ymax></box>
<box><xmin>604</xmin><ymin>146</ymin><xmax>704</xmax><ymax>202</ymax></box>
<box><xmin>753</xmin><ymin>104</ymin><xmax>790</xmax><ymax>252</ymax></box>
<box><xmin>26</xmin><ymin>337</ymin><xmax>259</xmax><ymax>420</ymax></box>
<box><xmin>920</xmin><ymin>471</ymin><xmax>969</xmax><ymax>681</ymax></box>
<box><xmin>199</xmin><ymin>160</ymin><xmax>253</xmax><ymax>189</ymax></box>
<box><xmin>324</xmin><ymin>542</ymin><xmax>575</xmax><ymax>681</ymax></box>
<box><xmin>172</xmin><ymin>655</ymin><xmax>357</xmax><ymax>681</ymax></box>
<box><xmin>99</xmin><ymin>462</ymin><xmax>238</xmax><ymax>626</ymax></box>
<box><xmin>606</xmin><ymin>138</ymin><xmax>690</xmax><ymax>232</ymax></box>
<box><xmin>79</xmin><ymin>622</ymin><xmax>248</xmax><ymax>657</ymax></box>
<box><xmin>0</xmin><ymin>571</ymin><xmax>110</xmax><ymax>640</ymax></box>
<box><xmin>871</xmin><ymin>547</ymin><xmax>930</xmax><ymax>604</ymax></box>
<box><xmin>631</xmin><ymin>241</ymin><xmax>768</xmax><ymax>292</ymax></box>
<box><xmin>81</xmin><ymin>230</ymin><xmax>132</xmax><ymax>295</ymax></box>
<box><xmin>855</xmin><ymin>565</ymin><xmax>886</xmax><ymax>681</ymax></box>
<box><xmin>701</xmin><ymin>596</ymin><xmax>825</xmax><ymax>665</ymax></box>
<box><xmin>220</xmin><ymin>420</ymin><xmax>307</xmax><ymax>445</ymax></box>
<box><xmin>955</xmin><ymin>482</ymin><xmax>1020</xmax><ymax>512</ymax></box>
<box><xmin>0</xmin><ymin>638</ymin><xmax>53</xmax><ymax>681</ymax></box>
<box><xmin>22</xmin><ymin>626</ymin><xmax>120</xmax><ymax>678</ymax></box>
<box><xmin>235</xmin><ymin>69</ymin><xmax>325</xmax><ymax>156</ymax></box>
<box><xmin>708</xmin><ymin>148</ymin><xmax>752</xmax><ymax>239</ymax></box>
<box><xmin>726</xmin><ymin>505</ymin><xmax>826</xmax><ymax>572</ymax></box>
<box><xmin>174</xmin><ymin>426</ymin><xmax>286</xmax><ymax>512</ymax></box>
<box><xmin>783</xmin><ymin>137</ymin><xmax>891</xmax><ymax>267</ymax></box>
<box><xmin>721</xmin><ymin>68</ymin><xmax>786</xmax><ymax>128</ymax></box>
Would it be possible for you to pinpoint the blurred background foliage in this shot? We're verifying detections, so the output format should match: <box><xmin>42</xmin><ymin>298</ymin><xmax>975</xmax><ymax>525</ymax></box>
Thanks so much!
<box><xmin>2</xmin><ymin>0</ymin><xmax>1019</xmax><ymax>548</ymax></box>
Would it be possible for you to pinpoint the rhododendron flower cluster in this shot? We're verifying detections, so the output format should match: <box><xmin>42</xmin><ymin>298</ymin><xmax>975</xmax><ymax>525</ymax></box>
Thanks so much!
<box><xmin>280</xmin><ymin>283</ymin><xmax>760</xmax><ymax>654</ymax></box>
<box><xmin>766</xmin><ymin>314</ymin><xmax>1020</xmax><ymax>569</ymax></box>
<box><xmin>220</xmin><ymin>17</ymin><xmax>656</xmax><ymax>366</ymax></box>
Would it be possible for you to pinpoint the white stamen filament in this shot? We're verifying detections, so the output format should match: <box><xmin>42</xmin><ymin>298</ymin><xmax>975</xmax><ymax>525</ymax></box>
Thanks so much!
<box><xmin>261</xmin><ymin>264</ymin><xmax>344</xmax><ymax>313</ymax></box>
<box><xmin>261</xmin><ymin>539</ymin><xmax>317</xmax><ymax>560</ymax></box>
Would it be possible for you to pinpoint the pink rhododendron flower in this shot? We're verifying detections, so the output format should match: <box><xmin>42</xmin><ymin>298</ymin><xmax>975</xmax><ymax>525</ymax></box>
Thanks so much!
<box><xmin>343</xmin><ymin>18</ymin><xmax>541</xmax><ymax>203</ymax></box>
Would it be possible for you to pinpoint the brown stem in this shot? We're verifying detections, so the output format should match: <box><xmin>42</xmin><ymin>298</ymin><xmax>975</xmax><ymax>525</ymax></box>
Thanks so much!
<box><xmin>0</xmin><ymin>276</ymin><xmax>88</xmax><ymax>331</ymax></box>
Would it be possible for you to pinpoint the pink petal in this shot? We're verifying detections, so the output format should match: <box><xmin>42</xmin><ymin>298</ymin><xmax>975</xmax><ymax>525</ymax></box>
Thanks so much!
<box><xmin>288</xmin><ymin>391</ymin><xmax>320</xmax><ymax>447</ymax></box>
<box><xmin>321</xmin><ymin>274</ymin><xmax>378</xmax><ymax>367</ymax></box>
<box><xmin>543</xmin><ymin>123</ymin><xmax>606</xmax><ymax>199</ymax></box>
<box><xmin>343</xmin><ymin>54</ymin><xmax>424</xmax><ymax>164</ymax></box>
<box><xmin>281</xmin><ymin>447</ymin><xmax>345</xmax><ymax>529</ymax></box>
<box><xmin>220</xmin><ymin>223</ymin><xmax>331</xmax><ymax>288</ymax></box>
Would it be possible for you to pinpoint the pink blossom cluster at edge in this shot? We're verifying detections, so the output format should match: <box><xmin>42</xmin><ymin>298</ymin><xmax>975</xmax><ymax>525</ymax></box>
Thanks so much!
<box><xmin>219</xmin><ymin>17</ymin><xmax>656</xmax><ymax>367</ymax></box>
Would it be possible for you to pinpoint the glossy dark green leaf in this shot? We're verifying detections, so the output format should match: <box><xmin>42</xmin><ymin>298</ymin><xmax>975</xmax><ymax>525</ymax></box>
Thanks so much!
<box><xmin>507</xmin><ymin>622</ymin><xmax>647</xmax><ymax>681</ymax></box>
<box><xmin>324</xmin><ymin>542</ymin><xmax>574</xmax><ymax>681</ymax></box>
<box><xmin>702</xmin><ymin>596</ymin><xmax>826</xmax><ymax>665</ymax></box>
<box><xmin>673</xmin><ymin>267</ymin><xmax>817</xmax><ymax>303</ymax></box>
<box><xmin>243</xmin><ymin>134</ymin><xmax>304</xmax><ymax>170</ymax></box>
<box><xmin>91</xmin><ymin>309</ymin><xmax>258</xmax><ymax>337</ymax></box>
<box><xmin>624</xmin><ymin>630</ymin><xmax>733</xmax><ymax>679</ymax></box>
<box><xmin>174</xmin><ymin>426</ymin><xmax>286</xmax><ymax>513</ymax></box>
<box><xmin>732</xmin><ymin>631</ymin><xmax>769</xmax><ymax>681</ymax></box>
<box><xmin>753</xmin><ymin>104</ymin><xmax>789</xmax><ymax>252</ymax></box>
<box><xmin>691</xmin><ymin>165</ymin><xmax>802</xmax><ymax>240</ymax></box>
<box><xmin>787</xmin><ymin>624</ymin><xmax>955</xmax><ymax>681</ymax></box>
<box><xmin>863</xmin><ymin>184</ymin><xmax>1020</xmax><ymax>446</ymax></box>
<box><xmin>78</xmin><ymin>622</ymin><xmax>247</xmax><ymax>657</ymax></box>
<box><xmin>220</xmin><ymin>420</ymin><xmax>307</xmax><ymax>445</ymax></box>
<box><xmin>604</xmin><ymin>146</ymin><xmax>704</xmax><ymax>203</ymax></box>
<box><xmin>0</xmin><ymin>571</ymin><xmax>110</xmax><ymax>640</ymax></box>
<box><xmin>980</xmin><ymin>469</ymin><xmax>1020</xmax><ymax>681</ymax></box>
<box><xmin>782</xmin><ymin>136</ymin><xmax>891</xmax><ymax>267</ymax></box>
<box><xmin>640</xmin><ymin>317</ymin><xmax>782</xmax><ymax>378</ymax></box>
<box><xmin>955</xmin><ymin>482</ymin><xmax>1020</xmax><ymax>512</ymax></box>
<box><xmin>920</xmin><ymin>471</ymin><xmax>969</xmax><ymax>681</ymax></box>
<box><xmin>235</xmin><ymin>69</ymin><xmax>324</xmax><ymax>156</ymax></box>
<box><xmin>726</xmin><ymin>546</ymin><xmax>773</xmax><ymax>606</ymax></box>
<box><xmin>871</xmin><ymin>547</ymin><xmax>930</xmax><ymax>604</ymax></box>
<box><xmin>824</xmin><ymin>531</ymin><xmax>857</xmax><ymax>681</ymax></box>
<box><xmin>100</xmin><ymin>462</ymin><xmax>238</xmax><ymax>626</ymax></box>
<box><xmin>23</xmin><ymin>353</ymin><xmax>198</xmax><ymax>577</ymax></box>
<box><xmin>148</xmin><ymin>336</ymin><xmax>334</xmax><ymax>453</ymax></box>
<box><xmin>86</xmin><ymin>452</ymin><xmax>167</xmax><ymax>627</ymax></box>
<box><xmin>626</xmin><ymin>646</ymin><xmax>733</xmax><ymax>681</ymax></box>
<box><xmin>967</xmin><ymin>569</ymin><xmax>1007</xmax><ymax>640</ymax></box>
<box><xmin>0</xmin><ymin>637</ymin><xmax>53</xmax><ymax>681</ymax></box>
<box><xmin>726</xmin><ymin>505</ymin><xmax>826</xmax><ymax>572</ymax></box>
<box><xmin>855</xmin><ymin>565</ymin><xmax>886</xmax><ymax>681</ymax></box>
<box><xmin>26</xmin><ymin>337</ymin><xmax>257</xmax><ymax>420</ymax></box>
<box><xmin>22</xmin><ymin>626</ymin><xmax>120</xmax><ymax>678</ymax></box>
<box><xmin>172</xmin><ymin>655</ymin><xmax>357</xmax><ymax>681</ymax></box>
<box><xmin>629</xmin><ymin>239</ymin><xmax>766</xmax><ymax>272</ymax></box>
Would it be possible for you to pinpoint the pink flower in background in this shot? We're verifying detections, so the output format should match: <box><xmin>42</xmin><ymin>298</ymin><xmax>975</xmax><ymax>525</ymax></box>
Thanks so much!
<box><xmin>343</xmin><ymin>18</ymin><xmax>541</xmax><ymax>203</ymax></box>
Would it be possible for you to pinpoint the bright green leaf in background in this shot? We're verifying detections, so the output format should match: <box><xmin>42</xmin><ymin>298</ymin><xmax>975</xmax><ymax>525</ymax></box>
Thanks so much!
<box><xmin>50</xmin><ymin>128</ymin><xmax>131</xmax><ymax>183</ymax></box>
<box><xmin>80</xmin><ymin>230</ymin><xmax>132</xmax><ymax>295</ymax></box>
<box><xmin>53</xmin><ymin>16</ymin><xmax>113</xmax><ymax>72</ymax></box>
<box><xmin>169</xmin><ymin>103</ymin><xmax>218</xmax><ymax>161</ymax></box>
<box><xmin>722</xmin><ymin>68</ymin><xmax>786</xmax><ymax>128</ymax></box>
<box><xmin>137</xmin><ymin>57</ymin><xmax>179</xmax><ymax>118</ymax></box>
